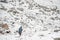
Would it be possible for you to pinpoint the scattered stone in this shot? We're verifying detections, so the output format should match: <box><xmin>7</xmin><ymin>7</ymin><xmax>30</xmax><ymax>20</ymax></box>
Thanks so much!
<box><xmin>0</xmin><ymin>0</ymin><xmax>7</xmax><ymax>3</ymax></box>
<box><xmin>50</xmin><ymin>17</ymin><xmax>55</xmax><ymax>20</ymax></box>
<box><xmin>12</xmin><ymin>22</ymin><xmax>15</xmax><ymax>24</ymax></box>
<box><xmin>19</xmin><ymin>0</ymin><xmax>21</xmax><ymax>2</ymax></box>
<box><xmin>43</xmin><ymin>8</ymin><xmax>51</xmax><ymax>12</ymax></box>
<box><xmin>56</xmin><ymin>10</ymin><xmax>60</xmax><ymax>14</ymax></box>
<box><xmin>0</xmin><ymin>31</ymin><xmax>2</xmax><ymax>33</ymax></box>
<box><xmin>6</xmin><ymin>31</ymin><xmax>10</xmax><ymax>33</ymax></box>
<box><xmin>40</xmin><ymin>35</ymin><xmax>44</xmax><ymax>36</ymax></box>
<box><xmin>0</xmin><ymin>31</ymin><xmax>4</xmax><ymax>34</ymax></box>
<box><xmin>54</xmin><ymin>29</ymin><xmax>60</xmax><ymax>32</ymax></box>
<box><xmin>0</xmin><ymin>5</ymin><xmax>7</xmax><ymax>11</ymax></box>
<box><xmin>54</xmin><ymin>38</ymin><xmax>60</xmax><ymax>40</ymax></box>
<box><xmin>51</xmin><ymin>5</ymin><xmax>57</xmax><ymax>11</ymax></box>
<box><xmin>15</xmin><ymin>18</ymin><xmax>19</xmax><ymax>20</ymax></box>
<box><xmin>40</xmin><ymin>19</ymin><xmax>43</xmax><ymax>23</ymax></box>
<box><xmin>17</xmin><ymin>8</ymin><xmax>24</xmax><ymax>11</ymax></box>
<box><xmin>0</xmin><ymin>21</ymin><xmax>3</xmax><ymax>27</ymax></box>
<box><xmin>13</xmin><ymin>10</ymin><xmax>19</xmax><ymax>14</ymax></box>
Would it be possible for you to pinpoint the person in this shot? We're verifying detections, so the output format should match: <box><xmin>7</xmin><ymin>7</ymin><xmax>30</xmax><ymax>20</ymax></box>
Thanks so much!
<box><xmin>19</xmin><ymin>26</ymin><xmax>23</xmax><ymax>35</ymax></box>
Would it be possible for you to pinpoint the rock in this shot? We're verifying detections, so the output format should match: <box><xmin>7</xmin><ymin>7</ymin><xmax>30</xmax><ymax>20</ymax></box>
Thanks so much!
<box><xmin>0</xmin><ymin>0</ymin><xmax>7</xmax><ymax>3</ymax></box>
<box><xmin>0</xmin><ymin>31</ymin><xmax>2</xmax><ymax>33</ymax></box>
<box><xmin>0</xmin><ymin>24</ymin><xmax>2</xmax><ymax>27</ymax></box>
<box><xmin>54</xmin><ymin>30</ymin><xmax>60</xmax><ymax>32</ymax></box>
<box><xmin>17</xmin><ymin>8</ymin><xmax>24</xmax><ymax>11</ymax></box>
<box><xmin>0</xmin><ymin>31</ymin><xmax>4</xmax><ymax>34</ymax></box>
<box><xmin>50</xmin><ymin>5</ymin><xmax>57</xmax><ymax>11</ymax></box>
<box><xmin>0</xmin><ymin>21</ymin><xmax>3</xmax><ymax>27</ymax></box>
<box><xmin>54</xmin><ymin>38</ymin><xmax>60</xmax><ymax>40</ymax></box>
<box><xmin>6</xmin><ymin>31</ymin><xmax>10</xmax><ymax>33</ymax></box>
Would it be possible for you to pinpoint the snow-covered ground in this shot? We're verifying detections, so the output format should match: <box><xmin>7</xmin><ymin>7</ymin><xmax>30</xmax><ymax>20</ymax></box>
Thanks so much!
<box><xmin>0</xmin><ymin>0</ymin><xmax>60</xmax><ymax>40</ymax></box>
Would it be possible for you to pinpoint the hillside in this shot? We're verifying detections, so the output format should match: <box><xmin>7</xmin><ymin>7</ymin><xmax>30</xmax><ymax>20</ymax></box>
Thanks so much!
<box><xmin>0</xmin><ymin>0</ymin><xmax>60</xmax><ymax>40</ymax></box>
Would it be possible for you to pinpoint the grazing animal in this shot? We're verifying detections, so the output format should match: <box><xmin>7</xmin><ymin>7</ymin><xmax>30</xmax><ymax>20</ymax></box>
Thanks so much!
<box><xmin>19</xmin><ymin>26</ymin><xmax>23</xmax><ymax>35</ymax></box>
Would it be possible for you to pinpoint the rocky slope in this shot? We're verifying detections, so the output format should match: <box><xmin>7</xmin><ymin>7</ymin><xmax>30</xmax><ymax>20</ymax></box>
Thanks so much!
<box><xmin>0</xmin><ymin>0</ymin><xmax>60</xmax><ymax>40</ymax></box>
